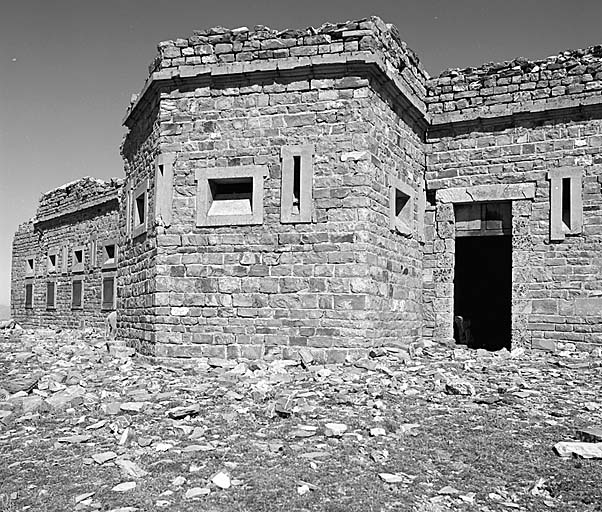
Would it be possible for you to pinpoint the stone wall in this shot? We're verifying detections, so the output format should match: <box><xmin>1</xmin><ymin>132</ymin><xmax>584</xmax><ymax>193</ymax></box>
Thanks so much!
<box><xmin>11</xmin><ymin>178</ymin><xmax>121</xmax><ymax>329</ymax></box>
<box><xmin>426</xmin><ymin>111</ymin><xmax>602</xmax><ymax>350</ymax></box>
<box><xmin>427</xmin><ymin>46</ymin><xmax>602</xmax><ymax>123</ymax></box>
<box><xmin>146</xmin><ymin>70</ymin><xmax>425</xmax><ymax>362</ymax></box>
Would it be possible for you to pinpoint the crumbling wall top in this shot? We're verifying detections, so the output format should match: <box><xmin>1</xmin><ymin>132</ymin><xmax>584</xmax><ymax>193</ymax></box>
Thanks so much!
<box><xmin>35</xmin><ymin>177</ymin><xmax>123</xmax><ymax>223</ymax></box>
<box><xmin>427</xmin><ymin>45</ymin><xmax>602</xmax><ymax>124</ymax></box>
<box><xmin>150</xmin><ymin>16</ymin><xmax>429</xmax><ymax>81</ymax></box>
<box><xmin>124</xmin><ymin>16</ymin><xmax>430</xmax><ymax>127</ymax></box>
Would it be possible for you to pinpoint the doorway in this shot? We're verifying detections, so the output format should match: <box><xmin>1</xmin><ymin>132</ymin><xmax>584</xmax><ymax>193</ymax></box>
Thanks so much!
<box><xmin>453</xmin><ymin>202</ymin><xmax>512</xmax><ymax>351</ymax></box>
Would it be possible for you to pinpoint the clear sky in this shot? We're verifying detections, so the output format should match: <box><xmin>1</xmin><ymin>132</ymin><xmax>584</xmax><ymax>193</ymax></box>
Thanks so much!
<box><xmin>1</xmin><ymin>0</ymin><xmax>602</xmax><ymax>307</ymax></box>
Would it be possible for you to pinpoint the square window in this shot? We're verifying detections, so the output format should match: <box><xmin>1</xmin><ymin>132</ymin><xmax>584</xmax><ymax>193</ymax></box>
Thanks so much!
<box><xmin>25</xmin><ymin>257</ymin><xmax>35</xmax><ymax>277</ymax></box>
<box><xmin>72</xmin><ymin>246</ymin><xmax>85</xmax><ymax>273</ymax></box>
<box><xmin>195</xmin><ymin>166</ymin><xmax>266</xmax><ymax>227</ymax></box>
<box><xmin>101</xmin><ymin>275</ymin><xmax>116</xmax><ymax>310</ymax></box>
<box><xmin>281</xmin><ymin>145</ymin><xmax>314</xmax><ymax>223</ymax></box>
<box><xmin>101</xmin><ymin>241</ymin><xmax>118</xmax><ymax>270</ymax></box>
<box><xmin>72</xmin><ymin>279</ymin><xmax>83</xmax><ymax>309</ymax></box>
<box><xmin>389</xmin><ymin>177</ymin><xmax>415</xmax><ymax>236</ymax></box>
<box><xmin>132</xmin><ymin>178</ymin><xmax>148</xmax><ymax>238</ymax></box>
<box><xmin>47</xmin><ymin>252</ymin><xmax>57</xmax><ymax>273</ymax></box>
<box><xmin>46</xmin><ymin>281</ymin><xmax>56</xmax><ymax>309</ymax></box>
<box><xmin>25</xmin><ymin>282</ymin><xmax>34</xmax><ymax>309</ymax></box>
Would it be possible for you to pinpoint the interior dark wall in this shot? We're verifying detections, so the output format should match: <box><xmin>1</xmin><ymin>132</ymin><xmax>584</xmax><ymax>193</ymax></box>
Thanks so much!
<box><xmin>454</xmin><ymin>235</ymin><xmax>512</xmax><ymax>351</ymax></box>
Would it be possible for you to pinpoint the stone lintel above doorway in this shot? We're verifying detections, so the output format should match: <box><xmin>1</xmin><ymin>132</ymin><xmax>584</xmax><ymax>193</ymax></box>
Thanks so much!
<box><xmin>436</xmin><ymin>183</ymin><xmax>536</xmax><ymax>204</ymax></box>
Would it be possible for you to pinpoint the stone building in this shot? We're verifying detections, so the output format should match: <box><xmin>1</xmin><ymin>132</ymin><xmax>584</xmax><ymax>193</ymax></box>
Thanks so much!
<box><xmin>11</xmin><ymin>177</ymin><xmax>121</xmax><ymax>328</ymax></box>
<box><xmin>11</xmin><ymin>17</ymin><xmax>602</xmax><ymax>359</ymax></box>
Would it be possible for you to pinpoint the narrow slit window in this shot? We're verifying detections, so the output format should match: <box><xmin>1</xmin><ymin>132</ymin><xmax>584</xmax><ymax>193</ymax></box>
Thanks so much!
<box><xmin>280</xmin><ymin>145</ymin><xmax>314</xmax><ymax>223</ymax></box>
<box><xmin>292</xmin><ymin>155</ymin><xmax>301</xmax><ymax>215</ymax></box>
<box><xmin>548</xmin><ymin>168</ymin><xmax>583</xmax><ymax>241</ymax></box>
<box><xmin>25</xmin><ymin>282</ymin><xmax>33</xmax><ymax>309</ymax></box>
<box><xmin>562</xmin><ymin>177</ymin><xmax>571</xmax><ymax>229</ymax></box>
<box><xmin>136</xmin><ymin>195</ymin><xmax>145</xmax><ymax>224</ymax></box>
<box><xmin>132</xmin><ymin>179</ymin><xmax>149</xmax><ymax>238</ymax></box>
<box><xmin>72</xmin><ymin>280</ymin><xmax>83</xmax><ymax>309</ymax></box>
<box><xmin>46</xmin><ymin>281</ymin><xmax>56</xmax><ymax>309</ymax></box>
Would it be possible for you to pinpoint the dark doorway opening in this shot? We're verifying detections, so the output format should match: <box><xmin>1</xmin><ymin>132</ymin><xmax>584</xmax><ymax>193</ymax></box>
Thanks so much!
<box><xmin>454</xmin><ymin>235</ymin><xmax>512</xmax><ymax>351</ymax></box>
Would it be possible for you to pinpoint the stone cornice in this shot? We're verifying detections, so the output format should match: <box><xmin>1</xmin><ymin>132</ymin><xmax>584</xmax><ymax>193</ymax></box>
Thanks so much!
<box><xmin>122</xmin><ymin>51</ymin><xmax>430</xmax><ymax>130</ymax></box>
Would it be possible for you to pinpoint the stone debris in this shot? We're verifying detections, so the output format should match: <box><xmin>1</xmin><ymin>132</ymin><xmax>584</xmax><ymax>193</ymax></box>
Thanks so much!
<box><xmin>324</xmin><ymin>422</ymin><xmax>347</xmax><ymax>437</ymax></box>
<box><xmin>577</xmin><ymin>427</ymin><xmax>602</xmax><ymax>443</ymax></box>
<box><xmin>554</xmin><ymin>442</ymin><xmax>602</xmax><ymax>459</ymax></box>
<box><xmin>2</xmin><ymin>327</ymin><xmax>602</xmax><ymax>509</ymax></box>
<box><xmin>92</xmin><ymin>451</ymin><xmax>118</xmax><ymax>464</ymax></box>
<box><xmin>185</xmin><ymin>487</ymin><xmax>210</xmax><ymax>499</ymax></box>
<box><xmin>167</xmin><ymin>403</ymin><xmax>201</xmax><ymax>419</ymax></box>
<box><xmin>211</xmin><ymin>470</ymin><xmax>231</xmax><ymax>489</ymax></box>
<box><xmin>111</xmin><ymin>481</ymin><xmax>137</xmax><ymax>492</ymax></box>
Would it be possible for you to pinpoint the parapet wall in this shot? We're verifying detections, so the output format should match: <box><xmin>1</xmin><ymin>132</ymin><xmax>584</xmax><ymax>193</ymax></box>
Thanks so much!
<box><xmin>427</xmin><ymin>46</ymin><xmax>602</xmax><ymax>124</ymax></box>
<box><xmin>124</xmin><ymin>16</ymin><xmax>430</xmax><ymax>129</ymax></box>
<box><xmin>36</xmin><ymin>177</ymin><xmax>123</xmax><ymax>222</ymax></box>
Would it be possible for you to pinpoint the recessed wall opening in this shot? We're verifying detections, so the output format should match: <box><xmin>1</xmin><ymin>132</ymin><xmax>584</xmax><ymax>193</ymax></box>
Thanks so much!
<box><xmin>208</xmin><ymin>177</ymin><xmax>253</xmax><ymax>217</ymax></box>
<box><xmin>135</xmin><ymin>194</ymin><xmax>146</xmax><ymax>225</ymax></box>
<box><xmin>454</xmin><ymin>235</ymin><xmax>512</xmax><ymax>351</ymax></box>
<box><xmin>292</xmin><ymin>155</ymin><xmax>301</xmax><ymax>215</ymax></box>
<box><xmin>72</xmin><ymin>280</ymin><xmax>83</xmax><ymax>309</ymax></box>
<box><xmin>25</xmin><ymin>282</ymin><xmax>33</xmax><ymax>309</ymax></box>
<box><xmin>74</xmin><ymin>250</ymin><xmax>83</xmax><ymax>264</ymax></box>
<box><xmin>562</xmin><ymin>177</ymin><xmax>571</xmax><ymax>229</ymax></box>
<box><xmin>102</xmin><ymin>275</ymin><xmax>115</xmax><ymax>310</ymax></box>
<box><xmin>395</xmin><ymin>189</ymin><xmax>410</xmax><ymax>220</ymax></box>
<box><xmin>48</xmin><ymin>254</ymin><xmax>57</xmax><ymax>272</ymax></box>
<box><xmin>454</xmin><ymin>201</ymin><xmax>512</xmax><ymax>351</ymax></box>
<box><xmin>46</xmin><ymin>281</ymin><xmax>55</xmax><ymax>309</ymax></box>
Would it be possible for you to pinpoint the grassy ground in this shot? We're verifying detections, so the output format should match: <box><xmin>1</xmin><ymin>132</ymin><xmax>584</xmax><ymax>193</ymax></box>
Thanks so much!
<box><xmin>1</xmin><ymin>329</ymin><xmax>601</xmax><ymax>512</ymax></box>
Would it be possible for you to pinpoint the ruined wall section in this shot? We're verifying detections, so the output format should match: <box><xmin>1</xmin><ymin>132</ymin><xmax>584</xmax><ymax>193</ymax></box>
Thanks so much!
<box><xmin>427</xmin><ymin>45</ymin><xmax>602</xmax><ymax>123</ymax></box>
<box><xmin>11</xmin><ymin>222</ymin><xmax>38</xmax><ymax>323</ymax></box>
<box><xmin>11</xmin><ymin>179</ymin><xmax>121</xmax><ymax>329</ymax></box>
<box><xmin>120</xmin><ymin>101</ymin><xmax>161</xmax><ymax>354</ymax></box>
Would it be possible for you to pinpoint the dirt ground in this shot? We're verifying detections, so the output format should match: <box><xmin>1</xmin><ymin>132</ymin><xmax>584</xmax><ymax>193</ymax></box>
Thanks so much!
<box><xmin>1</xmin><ymin>328</ymin><xmax>601</xmax><ymax>512</ymax></box>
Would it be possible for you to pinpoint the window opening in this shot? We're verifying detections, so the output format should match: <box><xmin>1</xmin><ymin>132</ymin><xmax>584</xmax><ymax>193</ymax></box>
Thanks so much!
<box><xmin>26</xmin><ymin>258</ymin><xmax>35</xmax><ymax>276</ymax></box>
<box><xmin>280</xmin><ymin>145</ymin><xmax>314</xmax><ymax>224</ymax></box>
<box><xmin>102</xmin><ymin>276</ymin><xmax>115</xmax><ymax>310</ymax></box>
<box><xmin>25</xmin><ymin>283</ymin><xmax>33</xmax><ymax>309</ymax></box>
<box><xmin>208</xmin><ymin>178</ymin><xmax>253</xmax><ymax>217</ymax></box>
<box><xmin>389</xmin><ymin>178</ymin><xmax>414</xmax><ymax>236</ymax></box>
<box><xmin>72</xmin><ymin>247</ymin><xmax>84</xmax><ymax>273</ymax></box>
<box><xmin>562</xmin><ymin>177</ymin><xmax>571</xmax><ymax>229</ymax></box>
<box><xmin>48</xmin><ymin>253</ymin><xmax>57</xmax><ymax>273</ymax></box>
<box><xmin>46</xmin><ymin>281</ymin><xmax>55</xmax><ymax>309</ymax></box>
<box><xmin>72</xmin><ymin>280</ymin><xmax>83</xmax><ymax>309</ymax></box>
<box><xmin>102</xmin><ymin>243</ymin><xmax>117</xmax><ymax>269</ymax></box>
<box><xmin>135</xmin><ymin>194</ymin><xmax>145</xmax><ymax>225</ymax></box>
<box><xmin>292</xmin><ymin>155</ymin><xmax>301</xmax><ymax>215</ymax></box>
